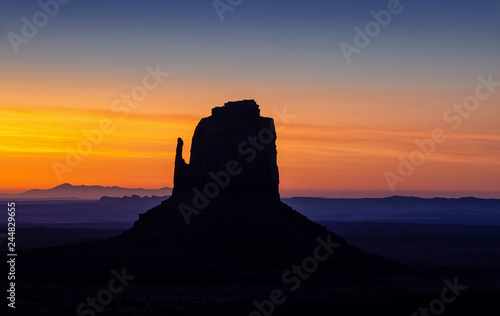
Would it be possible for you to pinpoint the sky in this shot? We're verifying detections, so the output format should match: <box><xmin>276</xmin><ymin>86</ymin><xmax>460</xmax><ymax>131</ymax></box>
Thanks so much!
<box><xmin>1</xmin><ymin>0</ymin><xmax>500</xmax><ymax>197</ymax></box>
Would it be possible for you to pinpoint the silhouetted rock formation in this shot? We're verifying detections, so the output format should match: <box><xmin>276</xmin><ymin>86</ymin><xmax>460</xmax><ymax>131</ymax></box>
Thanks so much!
<box><xmin>116</xmin><ymin>100</ymin><xmax>393</xmax><ymax>269</ymax></box>
<box><xmin>173</xmin><ymin>99</ymin><xmax>279</xmax><ymax>198</ymax></box>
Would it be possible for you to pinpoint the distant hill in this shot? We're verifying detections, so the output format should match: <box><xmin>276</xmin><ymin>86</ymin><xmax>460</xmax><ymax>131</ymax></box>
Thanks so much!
<box><xmin>3</xmin><ymin>194</ymin><xmax>500</xmax><ymax>230</ymax></box>
<box><xmin>0</xmin><ymin>183</ymin><xmax>172</xmax><ymax>200</ymax></box>
<box><xmin>283</xmin><ymin>196</ymin><xmax>500</xmax><ymax>226</ymax></box>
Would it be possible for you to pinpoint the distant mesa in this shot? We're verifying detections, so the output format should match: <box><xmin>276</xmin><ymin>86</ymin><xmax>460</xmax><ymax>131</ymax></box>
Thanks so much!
<box><xmin>0</xmin><ymin>183</ymin><xmax>172</xmax><ymax>200</ymax></box>
<box><xmin>116</xmin><ymin>99</ymin><xmax>393</xmax><ymax>270</ymax></box>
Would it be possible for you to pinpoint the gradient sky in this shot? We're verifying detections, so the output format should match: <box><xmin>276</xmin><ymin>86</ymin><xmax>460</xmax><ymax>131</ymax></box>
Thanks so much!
<box><xmin>1</xmin><ymin>0</ymin><xmax>500</xmax><ymax>197</ymax></box>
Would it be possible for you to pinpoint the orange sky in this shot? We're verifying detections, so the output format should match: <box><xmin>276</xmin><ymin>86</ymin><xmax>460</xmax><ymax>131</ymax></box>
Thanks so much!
<box><xmin>2</xmin><ymin>84</ymin><xmax>500</xmax><ymax>197</ymax></box>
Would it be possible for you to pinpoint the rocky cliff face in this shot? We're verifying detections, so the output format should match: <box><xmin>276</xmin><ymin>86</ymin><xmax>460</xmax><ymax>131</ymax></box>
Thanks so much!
<box><xmin>174</xmin><ymin>99</ymin><xmax>279</xmax><ymax>198</ymax></box>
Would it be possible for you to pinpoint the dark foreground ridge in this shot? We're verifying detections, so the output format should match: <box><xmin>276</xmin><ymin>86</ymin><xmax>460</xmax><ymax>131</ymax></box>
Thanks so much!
<box><xmin>112</xmin><ymin>100</ymin><xmax>392</xmax><ymax>268</ymax></box>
